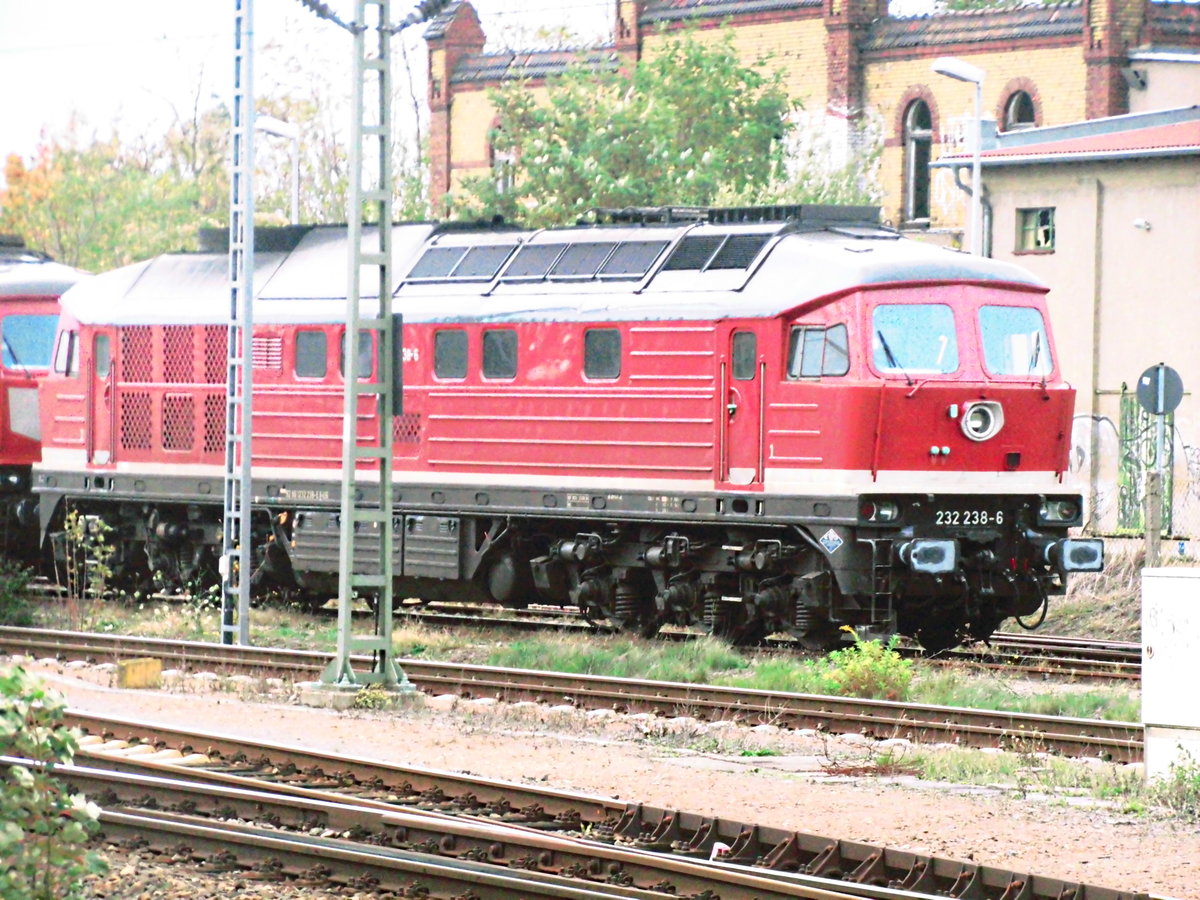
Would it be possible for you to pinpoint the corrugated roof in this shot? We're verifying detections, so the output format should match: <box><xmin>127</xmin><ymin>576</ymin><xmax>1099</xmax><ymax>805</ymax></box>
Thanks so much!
<box><xmin>422</xmin><ymin>1</ymin><xmax>465</xmax><ymax>40</ymax></box>
<box><xmin>934</xmin><ymin>108</ymin><xmax>1200</xmax><ymax>167</ymax></box>
<box><xmin>452</xmin><ymin>49</ymin><xmax>620</xmax><ymax>84</ymax></box>
<box><xmin>640</xmin><ymin>0</ymin><xmax>817</xmax><ymax>24</ymax></box>
<box><xmin>864</xmin><ymin>1</ymin><xmax>1082</xmax><ymax>51</ymax></box>
<box><xmin>1150</xmin><ymin>0</ymin><xmax>1200</xmax><ymax>40</ymax></box>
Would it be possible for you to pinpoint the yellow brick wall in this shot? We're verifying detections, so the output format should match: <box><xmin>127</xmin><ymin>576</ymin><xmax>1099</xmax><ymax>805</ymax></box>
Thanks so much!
<box><xmin>866</xmin><ymin>46</ymin><xmax>1089</xmax><ymax>229</ymax></box>
<box><xmin>641</xmin><ymin>18</ymin><xmax>829</xmax><ymax>114</ymax></box>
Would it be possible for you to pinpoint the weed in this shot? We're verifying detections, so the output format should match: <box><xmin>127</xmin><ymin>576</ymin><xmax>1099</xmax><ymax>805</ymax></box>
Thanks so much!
<box><xmin>1148</xmin><ymin>752</ymin><xmax>1200</xmax><ymax>820</ymax></box>
<box><xmin>352</xmin><ymin>683</ymin><xmax>391</xmax><ymax>710</ymax></box>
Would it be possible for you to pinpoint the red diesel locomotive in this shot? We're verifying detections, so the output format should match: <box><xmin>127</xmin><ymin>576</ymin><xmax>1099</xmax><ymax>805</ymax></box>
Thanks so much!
<box><xmin>34</xmin><ymin>207</ymin><xmax>1102</xmax><ymax>650</ymax></box>
<box><xmin>0</xmin><ymin>237</ymin><xmax>85</xmax><ymax>563</ymax></box>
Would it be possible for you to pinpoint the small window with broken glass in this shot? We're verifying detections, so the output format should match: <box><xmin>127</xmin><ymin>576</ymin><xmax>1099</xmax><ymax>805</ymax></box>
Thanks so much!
<box><xmin>1016</xmin><ymin>208</ymin><xmax>1055</xmax><ymax>252</ymax></box>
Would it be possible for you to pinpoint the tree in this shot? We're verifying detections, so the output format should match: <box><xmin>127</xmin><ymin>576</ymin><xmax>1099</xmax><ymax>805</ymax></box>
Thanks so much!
<box><xmin>451</xmin><ymin>28</ymin><xmax>798</xmax><ymax>226</ymax></box>
<box><xmin>1</xmin><ymin>120</ymin><xmax>202</xmax><ymax>272</ymax></box>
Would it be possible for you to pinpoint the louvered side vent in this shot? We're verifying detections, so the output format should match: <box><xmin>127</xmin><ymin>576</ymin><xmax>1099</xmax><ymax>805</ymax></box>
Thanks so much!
<box><xmin>252</xmin><ymin>336</ymin><xmax>283</xmax><ymax>372</ymax></box>
<box><xmin>119</xmin><ymin>392</ymin><xmax>153</xmax><ymax>450</ymax></box>
<box><xmin>163</xmin><ymin>325</ymin><xmax>194</xmax><ymax>383</ymax></box>
<box><xmin>162</xmin><ymin>394</ymin><xmax>195</xmax><ymax>451</ymax></box>
<box><xmin>121</xmin><ymin>327</ymin><xmax>153</xmax><ymax>382</ymax></box>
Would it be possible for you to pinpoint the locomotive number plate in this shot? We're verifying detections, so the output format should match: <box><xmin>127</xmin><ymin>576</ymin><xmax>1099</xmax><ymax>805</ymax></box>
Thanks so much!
<box><xmin>935</xmin><ymin>508</ymin><xmax>1004</xmax><ymax>526</ymax></box>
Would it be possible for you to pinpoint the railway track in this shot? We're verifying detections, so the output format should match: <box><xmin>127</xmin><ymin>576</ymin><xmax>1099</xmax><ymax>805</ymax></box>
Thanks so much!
<box><xmin>0</xmin><ymin>626</ymin><xmax>1143</xmax><ymax>762</ymax></box>
<box><xmin>17</xmin><ymin>710</ymin><xmax>1146</xmax><ymax>900</ymax></box>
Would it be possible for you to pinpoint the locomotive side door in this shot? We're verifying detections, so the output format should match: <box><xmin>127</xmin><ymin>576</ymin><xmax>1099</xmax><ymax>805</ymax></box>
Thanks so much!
<box><xmin>86</xmin><ymin>330</ymin><xmax>115</xmax><ymax>464</ymax></box>
<box><xmin>721</xmin><ymin>327</ymin><xmax>763</xmax><ymax>485</ymax></box>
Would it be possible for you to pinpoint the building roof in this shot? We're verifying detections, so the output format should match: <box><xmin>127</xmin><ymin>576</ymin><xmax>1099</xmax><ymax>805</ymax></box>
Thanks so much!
<box><xmin>864</xmin><ymin>1</ymin><xmax>1082</xmax><ymax>52</ymax></box>
<box><xmin>933</xmin><ymin>105</ymin><xmax>1200</xmax><ymax>167</ymax></box>
<box><xmin>451</xmin><ymin>49</ymin><xmax>620</xmax><ymax>85</ymax></box>
<box><xmin>640</xmin><ymin>0</ymin><xmax>817</xmax><ymax>24</ymax></box>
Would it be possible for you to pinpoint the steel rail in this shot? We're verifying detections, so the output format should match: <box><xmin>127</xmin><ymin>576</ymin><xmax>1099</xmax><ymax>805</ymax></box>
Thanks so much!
<box><xmin>53</xmin><ymin>711</ymin><xmax>1145</xmax><ymax>900</ymax></box>
<box><xmin>2</xmin><ymin>627</ymin><xmax>1142</xmax><ymax>761</ymax></box>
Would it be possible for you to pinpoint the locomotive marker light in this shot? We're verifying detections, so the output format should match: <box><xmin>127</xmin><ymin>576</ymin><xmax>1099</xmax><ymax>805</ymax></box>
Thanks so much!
<box><xmin>932</xmin><ymin>56</ymin><xmax>985</xmax><ymax>255</ymax></box>
<box><xmin>1136</xmin><ymin>362</ymin><xmax>1183</xmax><ymax>565</ymax></box>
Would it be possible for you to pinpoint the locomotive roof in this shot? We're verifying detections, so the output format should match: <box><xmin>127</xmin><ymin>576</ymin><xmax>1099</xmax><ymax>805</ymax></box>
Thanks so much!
<box><xmin>0</xmin><ymin>244</ymin><xmax>88</xmax><ymax>298</ymax></box>
<box><xmin>58</xmin><ymin>218</ymin><xmax>1045</xmax><ymax>326</ymax></box>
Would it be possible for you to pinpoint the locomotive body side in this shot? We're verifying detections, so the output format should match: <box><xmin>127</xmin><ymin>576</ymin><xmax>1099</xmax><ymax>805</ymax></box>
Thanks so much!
<box><xmin>33</xmin><ymin>214</ymin><xmax>1102</xmax><ymax>649</ymax></box>
<box><xmin>0</xmin><ymin>242</ymin><xmax>85</xmax><ymax>561</ymax></box>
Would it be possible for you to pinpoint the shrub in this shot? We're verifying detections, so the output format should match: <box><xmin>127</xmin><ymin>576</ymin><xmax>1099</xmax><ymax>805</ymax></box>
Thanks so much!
<box><xmin>822</xmin><ymin>630</ymin><xmax>913</xmax><ymax>701</ymax></box>
<box><xmin>0</xmin><ymin>666</ymin><xmax>107</xmax><ymax>899</ymax></box>
<box><xmin>0</xmin><ymin>560</ymin><xmax>33</xmax><ymax>626</ymax></box>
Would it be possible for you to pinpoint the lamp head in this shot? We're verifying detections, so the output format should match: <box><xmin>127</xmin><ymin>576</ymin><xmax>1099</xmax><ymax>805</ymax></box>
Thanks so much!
<box><xmin>932</xmin><ymin>56</ymin><xmax>984</xmax><ymax>85</ymax></box>
<box><xmin>255</xmin><ymin>116</ymin><xmax>299</xmax><ymax>140</ymax></box>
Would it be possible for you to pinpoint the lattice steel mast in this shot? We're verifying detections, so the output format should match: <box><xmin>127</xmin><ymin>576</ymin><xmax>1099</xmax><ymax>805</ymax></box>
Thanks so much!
<box><xmin>222</xmin><ymin>0</ymin><xmax>255</xmax><ymax>646</ymax></box>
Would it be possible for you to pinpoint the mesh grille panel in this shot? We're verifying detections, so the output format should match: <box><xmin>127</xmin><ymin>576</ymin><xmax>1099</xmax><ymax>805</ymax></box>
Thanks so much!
<box><xmin>121</xmin><ymin>327</ymin><xmax>152</xmax><ymax>381</ymax></box>
<box><xmin>164</xmin><ymin>326</ymin><xmax>194</xmax><ymax>383</ymax></box>
<box><xmin>204</xmin><ymin>394</ymin><xmax>225</xmax><ymax>455</ymax></box>
<box><xmin>204</xmin><ymin>326</ymin><xmax>226</xmax><ymax>384</ymax></box>
<box><xmin>119</xmin><ymin>392</ymin><xmax>152</xmax><ymax>450</ymax></box>
<box><xmin>162</xmin><ymin>393</ymin><xmax>195</xmax><ymax>451</ymax></box>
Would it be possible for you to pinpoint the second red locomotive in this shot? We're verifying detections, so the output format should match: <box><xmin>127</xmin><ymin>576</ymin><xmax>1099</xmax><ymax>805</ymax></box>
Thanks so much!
<box><xmin>33</xmin><ymin>206</ymin><xmax>1102</xmax><ymax>650</ymax></box>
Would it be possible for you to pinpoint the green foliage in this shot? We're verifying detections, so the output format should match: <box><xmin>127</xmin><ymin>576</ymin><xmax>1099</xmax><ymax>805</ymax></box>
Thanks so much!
<box><xmin>915</xmin><ymin>670</ymin><xmax>1141</xmax><ymax>722</ymax></box>
<box><xmin>451</xmin><ymin>27</ymin><xmax>798</xmax><ymax>225</ymax></box>
<box><xmin>486</xmin><ymin>635</ymin><xmax>749</xmax><ymax>684</ymax></box>
<box><xmin>0</xmin><ymin>561</ymin><xmax>34</xmax><ymax>627</ymax></box>
<box><xmin>1149</xmin><ymin>752</ymin><xmax>1200</xmax><ymax>820</ymax></box>
<box><xmin>60</xmin><ymin>509</ymin><xmax>115</xmax><ymax>605</ymax></box>
<box><xmin>1</xmin><ymin>121</ymin><xmax>202</xmax><ymax>271</ymax></box>
<box><xmin>0</xmin><ymin>666</ymin><xmax>107</xmax><ymax>899</ymax></box>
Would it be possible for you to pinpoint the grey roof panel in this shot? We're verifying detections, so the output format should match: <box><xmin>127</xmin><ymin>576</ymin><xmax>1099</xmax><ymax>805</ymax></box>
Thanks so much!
<box><xmin>865</xmin><ymin>2</ymin><xmax>1082</xmax><ymax>50</ymax></box>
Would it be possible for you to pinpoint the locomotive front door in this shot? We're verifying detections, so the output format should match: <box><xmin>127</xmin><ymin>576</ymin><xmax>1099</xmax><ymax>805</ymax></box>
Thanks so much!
<box><xmin>87</xmin><ymin>331</ymin><xmax>115</xmax><ymax>464</ymax></box>
<box><xmin>721</xmin><ymin>328</ymin><xmax>763</xmax><ymax>485</ymax></box>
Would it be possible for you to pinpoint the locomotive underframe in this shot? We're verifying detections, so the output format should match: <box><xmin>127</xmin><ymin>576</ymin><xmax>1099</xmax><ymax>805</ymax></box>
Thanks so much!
<box><xmin>36</xmin><ymin>468</ymin><xmax>1089</xmax><ymax>650</ymax></box>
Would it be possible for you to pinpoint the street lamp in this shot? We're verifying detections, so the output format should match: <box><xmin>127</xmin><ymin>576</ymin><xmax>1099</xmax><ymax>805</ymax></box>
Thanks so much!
<box><xmin>932</xmin><ymin>56</ymin><xmax>984</xmax><ymax>255</ymax></box>
<box><xmin>255</xmin><ymin>115</ymin><xmax>300</xmax><ymax>225</ymax></box>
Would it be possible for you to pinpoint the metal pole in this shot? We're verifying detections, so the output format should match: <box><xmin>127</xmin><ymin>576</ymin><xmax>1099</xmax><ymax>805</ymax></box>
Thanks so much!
<box><xmin>290</xmin><ymin>133</ymin><xmax>300</xmax><ymax>225</ymax></box>
<box><xmin>970</xmin><ymin>79</ymin><xmax>982</xmax><ymax>256</ymax></box>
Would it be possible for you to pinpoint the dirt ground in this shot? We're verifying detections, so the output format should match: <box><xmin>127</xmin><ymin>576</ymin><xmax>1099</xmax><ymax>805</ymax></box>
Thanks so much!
<box><xmin>11</xmin><ymin>657</ymin><xmax>1199</xmax><ymax>900</ymax></box>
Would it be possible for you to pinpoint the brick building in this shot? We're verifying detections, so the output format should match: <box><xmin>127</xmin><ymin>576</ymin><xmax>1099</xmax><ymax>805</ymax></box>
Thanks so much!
<box><xmin>424</xmin><ymin>0</ymin><xmax>1200</xmax><ymax>241</ymax></box>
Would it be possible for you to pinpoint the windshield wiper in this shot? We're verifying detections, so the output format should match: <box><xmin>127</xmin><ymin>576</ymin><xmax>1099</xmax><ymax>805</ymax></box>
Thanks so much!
<box><xmin>876</xmin><ymin>329</ymin><xmax>913</xmax><ymax>386</ymax></box>
<box><xmin>1028</xmin><ymin>330</ymin><xmax>1041</xmax><ymax>375</ymax></box>
<box><xmin>2</xmin><ymin>335</ymin><xmax>33</xmax><ymax>380</ymax></box>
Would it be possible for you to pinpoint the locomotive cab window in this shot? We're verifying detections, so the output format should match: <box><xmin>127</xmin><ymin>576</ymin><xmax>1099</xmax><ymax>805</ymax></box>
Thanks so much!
<box><xmin>979</xmin><ymin>306</ymin><xmax>1052</xmax><ymax>376</ymax></box>
<box><xmin>94</xmin><ymin>334</ymin><xmax>111</xmax><ymax>379</ymax></box>
<box><xmin>872</xmin><ymin>304</ymin><xmax>957</xmax><ymax>376</ymax></box>
<box><xmin>584</xmin><ymin>328</ymin><xmax>620</xmax><ymax>379</ymax></box>
<box><xmin>732</xmin><ymin>331</ymin><xmax>757</xmax><ymax>380</ymax></box>
<box><xmin>434</xmin><ymin>329</ymin><xmax>468</xmax><ymax>379</ymax></box>
<box><xmin>53</xmin><ymin>330</ymin><xmax>79</xmax><ymax>376</ymax></box>
<box><xmin>2</xmin><ymin>314</ymin><xmax>58</xmax><ymax>369</ymax></box>
<box><xmin>295</xmin><ymin>330</ymin><xmax>327</xmax><ymax>378</ymax></box>
<box><xmin>339</xmin><ymin>330</ymin><xmax>373</xmax><ymax>379</ymax></box>
<box><xmin>482</xmin><ymin>329</ymin><xmax>517</xmax><ymax>379</ymax></box>
<box><xmin>787</xmin><ymin>324</ymin><xmax>849</xmax><ymax>378</ymax></box>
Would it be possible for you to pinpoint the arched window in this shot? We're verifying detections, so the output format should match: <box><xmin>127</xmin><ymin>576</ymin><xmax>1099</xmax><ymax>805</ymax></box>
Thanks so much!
<box><xmin>488</xmin><ymin>129</ymin><xmax>515</xmax><ymax>196</ymax></box>
<box><xmin>1003</xmin><ymin>90</ymin><xmax>1036</xmax><ymax>131</ymax></box>
<box><xmin>904</xmin><ymin>100</ymin><xmax>932</xmax><ymax>223</ymax></box>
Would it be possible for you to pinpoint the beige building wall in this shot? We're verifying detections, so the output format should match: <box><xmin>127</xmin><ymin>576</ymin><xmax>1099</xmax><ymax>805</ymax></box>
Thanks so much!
<box><xmin>1129</xmin><ymin>59</ymin><xmax>1200</xmax><ymax>112</ymax></box>
<box><xmin>985</xmin><ymin>157</ymin><xmax>1200</xmax><ymax>535</ymax></box>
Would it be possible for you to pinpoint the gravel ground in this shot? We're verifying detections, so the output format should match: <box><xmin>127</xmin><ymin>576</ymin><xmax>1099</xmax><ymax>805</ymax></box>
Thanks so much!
<box><xmin>8</xmin><ymin>656</ymin><xmax>1197</xmax><ymax>899</ymax></box>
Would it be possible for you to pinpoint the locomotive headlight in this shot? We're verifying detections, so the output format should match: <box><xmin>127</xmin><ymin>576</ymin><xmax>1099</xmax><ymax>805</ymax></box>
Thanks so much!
<box><xmin>859</xmin><ymin>499</ymin><xmax>899</xmax><ymax>523</ymax></box>
<box><xmin>960</xmin><ymin>400</ymin><xmax>1004</xmax><ymax>442</ymax></box>
<box><xmin>1039</xmin><ymin>498</ymin><xmax>1081</xmax><ymax>525</ymax></box>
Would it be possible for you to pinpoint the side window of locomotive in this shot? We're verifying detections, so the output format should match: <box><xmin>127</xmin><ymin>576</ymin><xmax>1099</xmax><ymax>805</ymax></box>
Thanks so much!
<box><xmin>338</xmin><ymin>330</ymin><xmax>372</xmax><ymax>379</ymax></box>
<box><xmin>979</xmin><ymin>306</ymin><xmax>1052</xmax><ymax>377</ymax></box>
<box><xmin>871</xmin><ymin>304</ymin><xmax>958</xmax><ymax>375</ymax></box>
<box><xmin>786</xmin><ymin>324</ymin><xmax>849</xmax><ymax>378</ymax></box>
<box><xmin>53</xmin><ymin>330</ymin><xmax>79</xmax><ymax>376</ymax></box>
<box><xmin>2</xmin><ymin>314</ymin><xmax>58</xmax><ymax>369</ymax></box>
<box><xmin>94</xmin><ymin>334</ymin><xmax>111</xmax><ymax>379</ymax></box>
<box><xmin>434</xmin><ymin>329</ymin><xmax>468</xmax><ymax>379</ymax></box>
<box><xmin>584</xmin><ymin>328</ymin><xmax>620</xmax><ymax>379</ymax></box>
<box><xmin>295</xmin><ymin>330</ymin><xmax>327</xmax><ymax>379</ymax></box>
<box><xmin>732</xmin><ymin>331</ymin><xmax>756</xmax><ymax>380</ymax></box>
<box><xmin>482</xmin><ymin>329</ymin><xmax>517</xmax><ymax>379</ymax></box>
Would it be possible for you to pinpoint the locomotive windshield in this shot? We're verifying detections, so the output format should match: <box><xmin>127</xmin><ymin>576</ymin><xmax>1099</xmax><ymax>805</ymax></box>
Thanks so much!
<box><xmin>2</xmin><ymin>313</ymin><xmax>58</xmax><ymax>369</ymax></box>
<box><xmin>978</xmin><ymin>305</ymin><xmax>1052</xmax><ymax>376</ymax></box>
<box><xmin>871</xmin><ymin>304</ymin><xmax>958</xmax><ymax>375</ymax></box>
